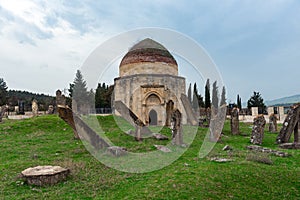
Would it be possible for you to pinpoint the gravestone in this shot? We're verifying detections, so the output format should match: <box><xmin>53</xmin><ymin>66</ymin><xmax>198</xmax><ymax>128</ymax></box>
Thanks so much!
<box><xmin>0</xmin><ymin>105</ymin><xmax>8</xmax><ymax>122</ymax></box>
<box><xmin>47</xmin><ymin>105</ymin><xmax>54</xmax><ymax>114</ymax></box>
<box><xmin>56</xmin><ymin>90</ymin><xmax>66</xmax><ymax>106</ymax></box>
<box><xmin>230</xmin><ymin>107</ymin><xmax>239</xmax><ymax>135</ymax></box>
<box><xmin>250</xmin><ymin>114</ymin><xmax>266</xmax><ymax>145</ymax></box>
<box><xmin>32</xmin><ymin>99</ymin><xmax>38</xmax><ymax>116</ymax></box>
<box><xmin>171</xmin><ymin>109</ymin><xmax>183</xmax><ymax>146</ymax></box>
<box><xmin>180</xmin><ymin>94</ymin><xmax>198</xmax><ymax>125</ymax></box>
<box><xmin>114</xmin><ymin>101</ymin><xmax>152</xmax><ymax>138</ymax></box>
<box><xmin>269</xmin><ymin>113</ymin><xmax>278</xmax><ymax>133</ymax></box>
<box><xmin>276</xmin><ymin>103</ymin><xmax>300</xmax><ymax>149</ymax></box>
<box><xmin>18</xmin><ymin>101</ymin><xmax>25</xmax><ymax>115</ymax></box>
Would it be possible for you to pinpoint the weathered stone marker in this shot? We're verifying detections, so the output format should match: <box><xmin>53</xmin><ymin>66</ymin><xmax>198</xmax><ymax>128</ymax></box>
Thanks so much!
<box><xmin>47</xmin><ymin>105</ymin><xmax>54</xmax><ymax>114</ymax></box>
<box><xmin>230</xmin><ymin>107</ymin><xmax>239</xmax><ymax>135</ymax></box>
<box><xmin>250</xmin><ymin>114</ymin><xmax>266</xmax><ymax>145</ymax></box>
<box><xmin>171</xmin><ymin>109</ymin><xmax>183</xmax><ymax>146</ymax></box>
<box><xmin>0</xmin><ymin>105</ymin><xmax>8</xmax><ymax>122</ymax></box>
<box><xmin>180</xmin><ymin>94</ymin><xmax>198</xmax><ymax>126</ymax></box>
<box><xmin>32</xmin><ymin>99</ymin><xmax>38</xmax><ymax>117</ymax></box>
<box><xmin>56</xmin><ymin>90</ymin><xmax>66</xmax><ymax>107</ymax></box>
<box><xmin>21</xmin><ymin>166</ymin><xmax>70</xmax><ymax>186</ymax></box>
<box><xmin>276</xmin><ymin>103</ymin><xmax>300</xmax><ymax>149</ymax></box>
<box><xmin>269</xmin><ymin>113</ymin><xmax>278</xmax><ymax>133</ymax></box>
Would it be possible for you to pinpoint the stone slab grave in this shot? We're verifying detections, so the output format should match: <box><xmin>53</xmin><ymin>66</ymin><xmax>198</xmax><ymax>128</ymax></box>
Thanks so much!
<box><xmin>250</xmin><ymin>114</ymin><xmax>266</xmax><ymax>145</ymax></box>
<box><xmin>171</xmin><ymin>109</ymin><xmax>183</xmax><ymax>146</ymax></box>
<box><xmin>21</xmin><ymin>166</ymin><xmax>70</xmax><ymax>186</ymax></box>
<box><xmin>180</xmin><ymin>94</ymin><xmax>198</xmax><ymax>126</ymax></box>
<box><xmin>114</xmin><ymin>100</ymin><xmax>153</xmax><ymax>141</ymax></box>
<box><xmin>276</xmin><ymin>103</ymin><xmax>300</xmax><ymax>149</ymax></box>
<box><xmin>32</xmin><ymin>99</ymin><xmax>38</xmax><ymax>117</ymax></box>
<box><xmin>246</xmin><ymin>145</ymin><xmax>290</xmax><ymax>157</ymax></box>
<box><xmin>56</xmin><ymin>91</ymin><xmax>127</xmax><ymax>156</ymax></box>
<box><xmin>0</xmin><ymin>105</ymin><xmax>8</xmax><ymax>122</ymax></box>
<box><xmin>230</xmin><ymin>107</ymin><xmax>239</xmax><ymax>135</ymax></box>
<box><xmin>269</xmin><ymin>113</ymin><xmax>278</xmax><ymax>133</ymax></box>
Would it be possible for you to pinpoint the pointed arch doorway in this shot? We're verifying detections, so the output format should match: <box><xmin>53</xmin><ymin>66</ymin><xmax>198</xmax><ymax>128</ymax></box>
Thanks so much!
<box><xmin>149</xmin><ymin>109</ymin><xmax>158</xmax><ymax>126</ymax></box>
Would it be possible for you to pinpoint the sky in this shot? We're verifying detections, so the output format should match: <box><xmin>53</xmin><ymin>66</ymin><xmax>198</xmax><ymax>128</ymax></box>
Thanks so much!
<box><xmin>0</xmin><ymin>0</ymin><xmax>299</xmax><ymax>103</ymax></box>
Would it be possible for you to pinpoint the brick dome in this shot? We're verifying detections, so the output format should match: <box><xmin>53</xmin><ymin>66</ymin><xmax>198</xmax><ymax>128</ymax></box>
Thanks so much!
<box><xmin>119</xmin><ymin>38</ymin><xmax>178</xmax><ymax>77</ymax></box>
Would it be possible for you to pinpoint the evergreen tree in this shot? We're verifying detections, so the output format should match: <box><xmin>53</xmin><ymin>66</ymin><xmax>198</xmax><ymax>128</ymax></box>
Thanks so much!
<box><xmin>187</xmin><ymin>83</ymin><xmax>192</xmax><ymax>103</ymax></box>
<box><xmin>192</xmin><ymin>83</ymin><xmax>199</xmax><ymax>110</ymax></box>
<box><xmin>237</xmin><ymin>95</ymin><xmax>242</xmax><ymax>110</ymax></box>
<box><xmin>212</xmin><ymin>81</ymin><xmax>219</xmax><ymax>109</ymax></box>
<box><xmin>0</xmin><ymin>78</ymin><xmax>8</xmax><ymax>105</ymax></box>
<box><xmin>72</xmin><ymin>70</ymin><xmax>89</xmax><ymax>107</ymax></box>
<box><xmin>220</xmin><ymin>86</ymin><xmax>226</xmax><ymax>106</ymax></box>
<box><xmin>205</xmin><ymin>79</ymin><xmax>211</xmax><ymax>108</ymax></box>
<box><xmin>247</xmin><ymin>91</ymin><xmax>266</xmax><ymax>114</ymax></box>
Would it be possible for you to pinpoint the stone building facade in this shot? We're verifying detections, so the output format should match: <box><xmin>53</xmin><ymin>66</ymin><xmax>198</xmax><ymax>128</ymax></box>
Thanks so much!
<box><xmin>113</xmin><ymin>38</ymin><xmax>187</xmax><ymax>126</ymax></box>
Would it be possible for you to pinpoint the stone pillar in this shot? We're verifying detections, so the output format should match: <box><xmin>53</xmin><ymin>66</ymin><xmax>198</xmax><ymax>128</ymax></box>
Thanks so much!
<box><xmin>251</xmin><ymin>107</ymin><xmax>258</xmax><ymax>116</ymax></box>
<box><xmin>47</xmin><ymin>105</ymin><xmax>54</xmax><ymax>114</ymax></box>
<box><xmin>295</xmin><ymin>122</ymin><xmax>300</xmax><ymax>144</ymax></box>
<box><xmin>56</xmin><ymin>90</ymin><xmax>66</xmax><ymax>106</ymax></box>
<box><xmin>250</xmin><ymin>114</ymin><xmax>266</xmax><ymax>145</ymax></box>
<box><xmin>230</xmin><ymin>107</ymin><xmax>239</xmax><ymax>135</ymax></box>
<box><xmin>278</xmin><ymin>106</ymin><xmax>284</xmax><ymax>120</ymax></box>
<box><xmin>171</xmin><ymin>109</ymin><xmax>183</xmax><ymax>146</ymax></box>
<box><xmin>32</xmin><ymin>99</ymin><xmax>38</xmax><ymax>117</ymax></box>
<box><xmin>268</xmin><ymin>113</ymin><xmax>278</xmax><ymax>133</ymax></box>
<box><xmin>135</xmin><ymin>119</ymin><xmax>143</xmax><ymax>142</ymax></box>
<box><xmin>267</xmin><ymin>107</ymin><xmax>274</xmax><ymax>115</ymax></box>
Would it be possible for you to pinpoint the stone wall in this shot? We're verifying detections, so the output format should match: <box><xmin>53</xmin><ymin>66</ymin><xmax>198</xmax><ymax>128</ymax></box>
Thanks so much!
<box><xmin>114</xmin><ymin>74</ymin><xmax>186</xmax><ymax>125</ymax></box>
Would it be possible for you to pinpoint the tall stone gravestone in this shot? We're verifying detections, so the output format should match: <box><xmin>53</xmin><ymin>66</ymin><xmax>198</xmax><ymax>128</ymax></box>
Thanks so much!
<box><xmin>250</xmin><ymin>114</ymin><xmax>266</xmax><ymax>145</ymax></box>
<box><xmin>269</xmin><ymin>113</ymin><xmax>278</xmax><ymax>133</ymax></box>
<box><xmin>32</xmin><ymin>99</ymin><xmax>38</xmax><ymax>116</ymax></box>
<box><xmin>171</xmin><ymin>109</ymin><xmax>183</xmax><ymax>146</ymax></box>
<box><xmin>56</xmin><ymin>90</ymin><xmax>66</xmax><ymax>107</ymax></box>
<box><xmin>230</xmin><ymin>107</ymin><xmax>239</xmax><ymax>135</ymax></box>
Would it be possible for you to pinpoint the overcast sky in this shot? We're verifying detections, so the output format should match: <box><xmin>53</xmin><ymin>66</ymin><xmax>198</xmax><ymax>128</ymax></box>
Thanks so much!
<box><xmin>0</xmin><ymin>0</ymin><xmax>299</xmax><ymax>103</ymax></box>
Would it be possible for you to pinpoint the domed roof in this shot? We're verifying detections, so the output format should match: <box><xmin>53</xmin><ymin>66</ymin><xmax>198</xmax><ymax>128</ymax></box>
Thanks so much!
<box><xmin>120</xmin><ymin>38</ymin><xmax>177</xmax><ymax>66</ymax></box>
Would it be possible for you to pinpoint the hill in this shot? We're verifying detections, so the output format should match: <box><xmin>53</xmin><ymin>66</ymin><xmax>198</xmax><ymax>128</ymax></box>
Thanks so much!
<box><xmin>265</xmin><ymin>94</ymin><xmax>300</xmax><ymax>106</ymax></box>
<box><xmin>0</xmin><ymin>115</ymin><xmax>299</xmax><ymax>199</ymax></box>
<box><xmin>7</xmin><ymin>90</ymin><xmax>55</xmax><ymax>111</ymax></box>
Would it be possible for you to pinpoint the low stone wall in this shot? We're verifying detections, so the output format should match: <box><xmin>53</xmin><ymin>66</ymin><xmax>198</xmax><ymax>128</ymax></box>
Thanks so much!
<box><xmin>226</xmin><ymin>115</ymin><xmax>287</xmax><ymax>124</ymax></box>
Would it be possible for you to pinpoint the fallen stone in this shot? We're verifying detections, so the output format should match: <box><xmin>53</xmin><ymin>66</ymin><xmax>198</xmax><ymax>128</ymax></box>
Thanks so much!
<box><xmin>279</xmin><ymin>143</ymin><xmax>300</xmax><ymax>149</ymax></box>
<box><xmin>21</xmin><ymin>166</ymin><xmax>70</xmax><ymax>186</ymax></box>
<box><xmin>154</xmin><ymin>145</ymin><xmax>172</xmax><ymax>153</ymax></box>
<box><xmin>210</xmin><ymin>157</ymin><xmax>233</xmax><ymax>163</ymax></box>
<box><xmin>222</xmin><ymin>145</ymin><xmax>232</xmax><ymax>151</ymax></box>
<box><xmin>106</xmin><ymin>146</ymin><xmax>127</xmax><ymax>157</ymax></box>
<box><xmin>247</xmin><ymin>145</ymin><xmax>290</xmax><ymax>157</ymax></box>
<box><xmin>152</xmin><ymin>133</ymin><xmax>169</xmax><ymax>140</ymax></box>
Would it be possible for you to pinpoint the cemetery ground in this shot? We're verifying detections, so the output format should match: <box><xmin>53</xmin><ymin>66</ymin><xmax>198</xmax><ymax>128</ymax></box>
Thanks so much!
<box><xmin>0</xmin><ymin>115</ymin><xmax>299</xmax><ymax>199</ymax></box>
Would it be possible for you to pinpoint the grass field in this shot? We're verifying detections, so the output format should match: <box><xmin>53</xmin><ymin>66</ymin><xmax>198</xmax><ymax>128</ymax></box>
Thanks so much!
<box><xmin>0</xmin><ymin>115</ymin><xmax>299</xmax><ymax>199</ymax></box>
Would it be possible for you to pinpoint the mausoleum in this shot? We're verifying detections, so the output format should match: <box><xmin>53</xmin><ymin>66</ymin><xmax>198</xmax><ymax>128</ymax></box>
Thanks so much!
<box><xmin>113</xmin><ymin>38</ymin><xmax>187</xmax><ymax>126</ymax></box>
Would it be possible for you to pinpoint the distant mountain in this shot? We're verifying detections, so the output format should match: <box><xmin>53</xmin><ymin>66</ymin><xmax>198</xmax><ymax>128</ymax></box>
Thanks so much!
<box><xmin>265</xmin><ymin>94</ymin><xmax>300</xmax><ymax>106</ymax></box>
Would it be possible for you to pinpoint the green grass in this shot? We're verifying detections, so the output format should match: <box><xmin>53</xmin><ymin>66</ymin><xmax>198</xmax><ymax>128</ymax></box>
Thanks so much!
<box><xmin>0</xmin><ymin>115</ymin><xmax>299</xmax><ymax>199</ymax></box>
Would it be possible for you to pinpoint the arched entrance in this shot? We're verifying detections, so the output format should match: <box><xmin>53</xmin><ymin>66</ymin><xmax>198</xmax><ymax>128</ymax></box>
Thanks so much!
<box><xmin>149</xmin><ymin>109</ymin><xmax>158</xmax><ymax>126</ymax></box>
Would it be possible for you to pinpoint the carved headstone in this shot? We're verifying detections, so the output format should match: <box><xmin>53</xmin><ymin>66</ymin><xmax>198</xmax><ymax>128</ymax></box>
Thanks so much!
<box><xmin>269</xmin><ymin>113</ymin><xmax>278</xmax><ymax>133</ymax></box>
<box><xmin>250</xmin><ymin>114</ymin><xmax>266</xmax><ymax>145</ymax></box>
<box><xmin>32</xmin><ymin>99</ymin><xmax>38</xmax><ymax>117</ymax></box>
<box><xmin>276</xmin><ymin>103</ymin><xmax>300</xmax><ymax>148</ymax></box>
<box><xmin>56</xmin><ymin>90</ymin><xmax>66</xmax><ymax>106</ymax></box>
<box><xmin>171</xmin><ymin>109</ymin><xmax>183</xmax><ymax>146</ymax></box>
<box><xmin>47</xmin><ymin>105</ymin><xmax>54</xmax><ymax>114</ymax></box>
<box><xmin>0</xmin><ymin>105</ymin><xmax>8</xmax><ymax>122</ymax></box>
<box><xmin>230</xmin><ymin>107</ymin><xmax>239</xmax><ymax>135</ymax></box>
